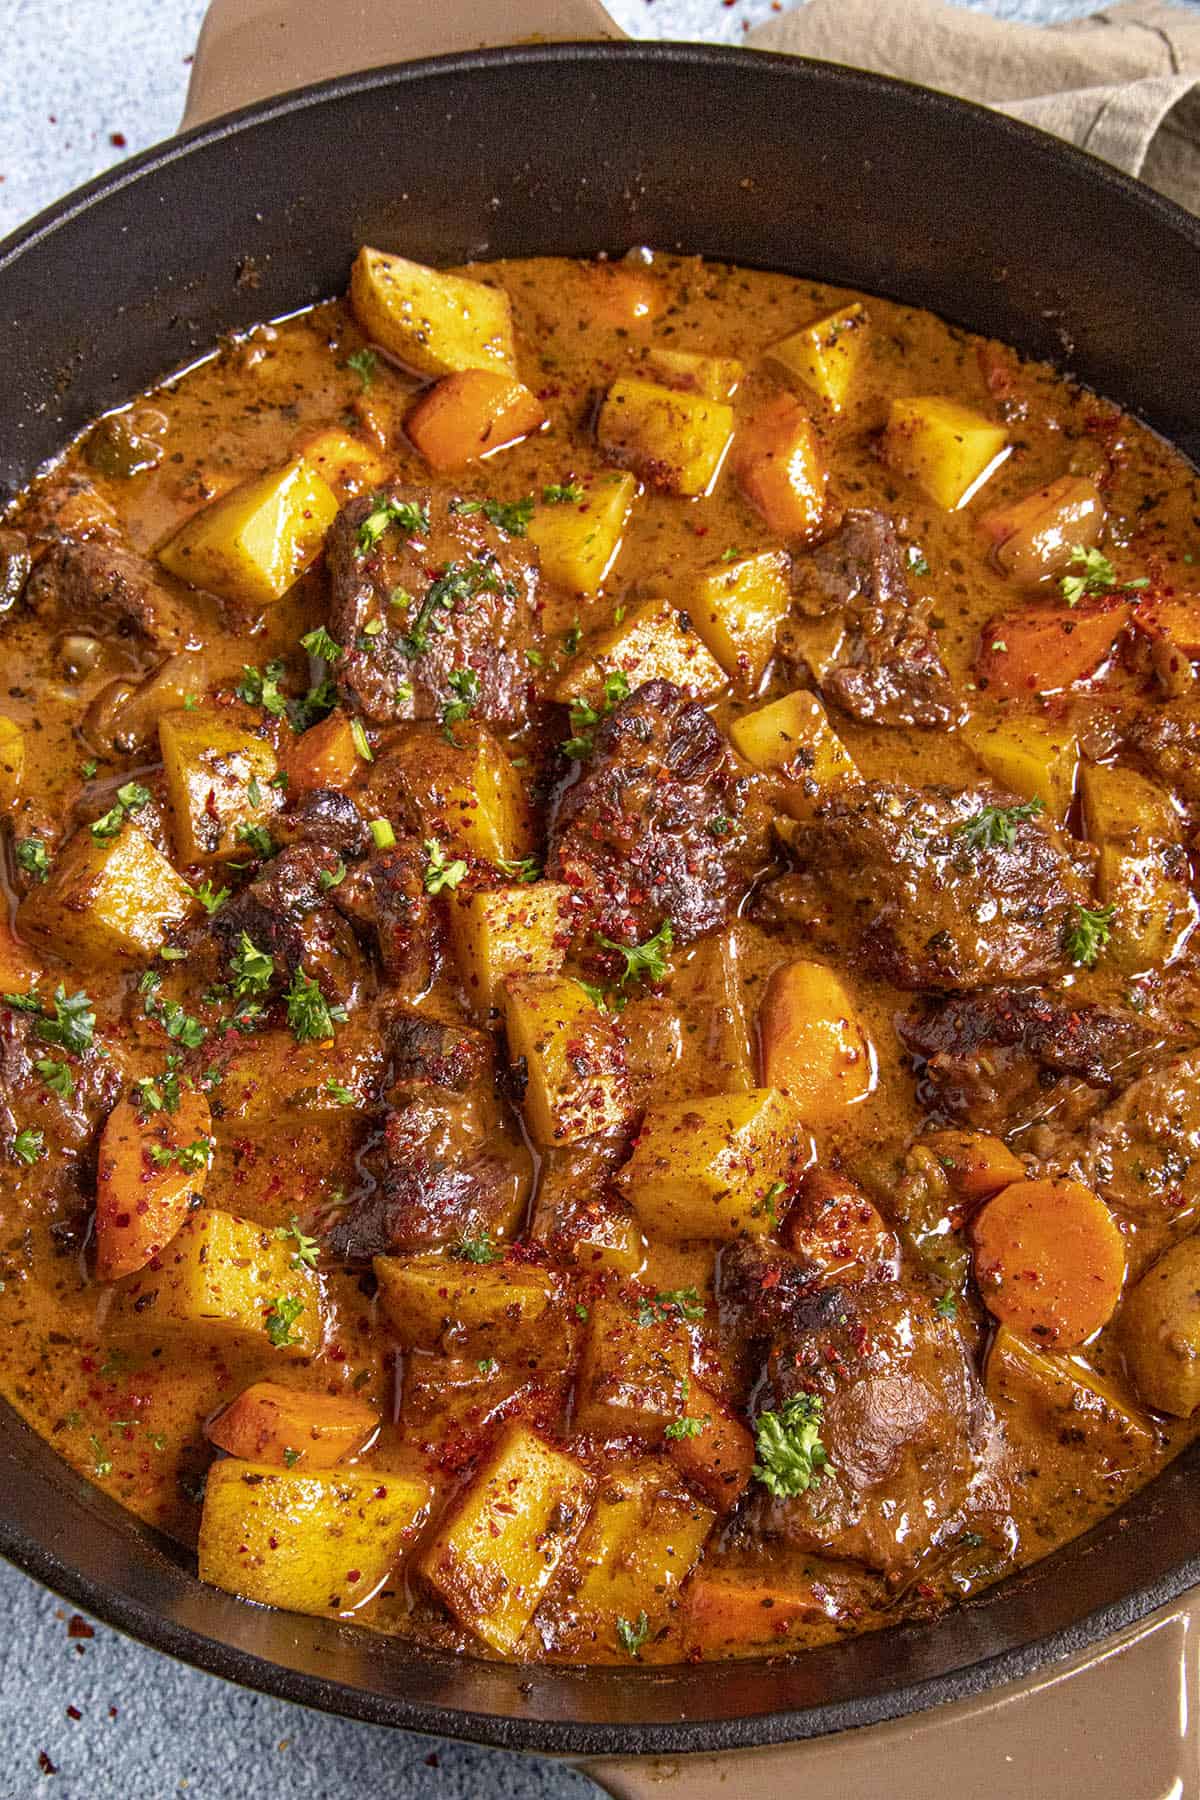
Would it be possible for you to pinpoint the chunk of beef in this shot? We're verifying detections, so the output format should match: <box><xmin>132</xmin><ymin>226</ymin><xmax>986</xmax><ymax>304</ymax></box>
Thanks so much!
<box><xmin>333</xmin><ymin>839</ymin><xmax>440</xmax><ymax>999</ymax></box>
<box><xmin>1</xmin><ymin>999</ymin><xmax>125</xmax><ymax>1174</ymax></box>
<box><xmin>326</xmin><ymin>485</ymin><xmax>540</xmax><ymax>725</ymax></box>
<box><xmin>548</xmin><ymin>679</ymin><xmax>774</xmax><ymax>946</ymax></box>
<box><xmin>26</xmin><ymin>541</ymin><xmax>193</xmax><ymax>655</ymax></box>
<box><xmin>782</xmin><ymin>783</ymin><xmax>1091</xmax><ymax>989</ymax></box>
<box><xmin>325</xmin><ymin>1096</ymin><xmax>532</xmax><ymax>1261</ymax></box>
<box><xmin>721</xmin><ymin>1240</ymin><xmax>999</xmax><ymax>1576</ymax></box>
<box><xmin>213</xmin><ymin>843</ymin><xmax>364</xmax><ymax>1005</ymax></box>
<box><xmin>899</xmin><ymin>988</ymin><xmax>1166</xmax><ymax>1132</ymax></box>
<box><xmin>1066</xmin><ymin>1048</ymin><xmax>1200</xmax><ymax>1246</ymax></box>
<box><xmin>1126</xmin><ymin>700</ymin><xmax>1200</xmax><ymax>808</ymax></box>
<box><xmin>386</xmin><ymin>1009</ymin><xmax>492</xmax><ymax>1094</ymax></box>
<box><xmin>783</xmin><ymin>509</ymin><xmax>958</xmax><ymax>728</ymax></box>
<box><xmin>275</xmin><ymin>787</ymin><xmax>369</xmax><ymax>857</ymax></box>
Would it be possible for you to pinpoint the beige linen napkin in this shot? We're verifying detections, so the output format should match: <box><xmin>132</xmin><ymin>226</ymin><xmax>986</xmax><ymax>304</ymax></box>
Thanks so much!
<box><xmin>747</xmin><ymin>0</ymin><xmax>1200</xmax><ymax>210</ymax></box>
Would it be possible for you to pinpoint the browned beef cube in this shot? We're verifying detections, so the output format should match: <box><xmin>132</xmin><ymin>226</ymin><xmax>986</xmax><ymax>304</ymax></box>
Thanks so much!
<box><xmin>26</xmin><ymin>540</ymin><xmax>193</xmax><ymax>654</ymax></box>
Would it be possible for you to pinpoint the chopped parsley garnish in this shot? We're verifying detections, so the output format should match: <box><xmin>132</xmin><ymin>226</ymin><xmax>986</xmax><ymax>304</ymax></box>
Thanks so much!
<box><xmin>142</xmin><ymin>982</ymin><xmax>206</xmax><ymax>1050</ymax></box>
<box><xmin>275</xmin><ymin>1215</ymin><xmax>320</xmax><ymax>1270</ymax></box>
<box><xmin>300</xmin><ymin>625</ymin><xmax>344</xmax><ymax>662</ymax></box>
<box><xmin>89</xmin><ymin>1435</ymin><xmax>113</xmax><ymax>1478</ymax></box>
<box><xmin>229</xmin><ymin>932</ymin><xmax>275</xmax><ymax>998</ymax></box>
<box><xmin>368</xmin><ymin>817</ymin><xmax>396</xmax><ymax>850</ymax></box>
<box><xmin>284</xmin><ymin>968</ymin><xmax>346</xmax><ymax>1044</ymax></box>
<box><xmin>1063</xmin><ymin>902</ymin><xmax>1117</xmax><ymax>968</ymax></box>
<box><xmin>288</xmin><ymin>676</ymin><xmax>338</xmax><ymax>734</ymax></box>
<box><xmin>542</xmin><ymin>482</ymin><xmax>583</xmax><ymax>505</ymax></box>
<box><xmin>441</xmin><ymin>667</ymin><xmax>481</xmax><ymax>737</ymax></box>
<box><xmin>906</xmin><ymin>546</ymin><xmax>931</xmax><ymax>577</ymax></box>
<box><xmin>325</xmin><ymin>1078</ymin><xmax>355</xmax><ymax>1105</ymax></box>
<box><xmin>497</xmin><ymin>854</ymin><xmax>540</xmax><ymax>883</ymax></box>
<box><xmin>282</xmin><ymin>1447</ymin><xmax>302</xmax><ymax>1468</ymax></box>
<box><xmin>453</xmin><ymin>1232</ymin><xmax>499</xmax><ymax>1265</ymax></box>
<box><xmin>12</xmin><ymin>1126</ymin><xmax>46</xmax><ymax>1165</ymax></box>
<box><xmin>35</xmin><ymin>1058</ymin><xmax>74</xmax><ymax>1101</ymax></box>
<box><xmin>345</xmin><ymin>347</ymin><xmax>377</xmax><ymax>389</ymax></box>
<box><xmin>423</xmin><ymin>837</ymin><xmax>468</xmax><ymax>894</ymax></box>
<box><xmin>14</xmin><ymin>838</ymin><xmax>50</xmax><ymax>882</ymax></box>
<box><xmin>751</xmin><ymin>1393</ymin><xmax>832</xmax><ymax>1499</ymax></box>
<box><xmin>134</xmin><ymin>1061</ymin><xmax>182</xmax><ymax>1117</ymax></box>
<box><xmin>401</xmin><ymin>560</ymin><xmax>500</xmax><ymax>658</ymax></box>
<box><xmin>561</xmin><ymin>670</ymin><xmax>630</xmax><ymax>758</ymax></box>
<box><xmin>235</xmin><ymin>821</ymin><xmax>276</xmax><ymax>859</ymax></box>
<box><xmin>483</xmin><ymin>496</ymin><xmax>534</xmax><ymax>536</ymax></box>
<box><xmin>149</xmin><ymin>1137</ymin><xmax>211</xmax><ymax>1174</ymax></box>
<box><xmin>79</xmin><ymin>759</ymin><xmax>98</xmax><ymax>780</ymax></box>
<box><xmin>90</xmin><ymin>780</ymin><xmax>152</xmax><ymax>843</ymax></box>
<box><xmin>264</xmin><ymin>1295</ymin><xmax>305</xmax><ymax>1347</ymax></box>
<box><xmin>246</xmin><ymin>775</ymin><xmax>263</xmax><ymax>809</ymax></box>
<box><xmin>598</xmin><ymin>918</ymin><xmax>673</xmax><ymax>989</ymax></box>
<box><xmin>36</xmin><ymin>986</ymin><xmax>95</xmax><ymax>1055</ymax></box>
<box><xmin>954</xmin><ymin>797</ymin><xmax>1043</xmax><ymax>852</ymax></box>
<box><xmin>934</xmin><ymin>1289</ymin><xmax>959</xmax><ymax>1321</ymax></box>
<box><xmin>192</xmin><ymin>879</ymin><xmax>230</xmax><ymax>915</ymax></box>
<box><xmin>637</xmin><ymin>1286</ymin><xmax>704</xmax><ymax>1326</ymax></box>
<box><xmin>563</xmin><ymin>621</ymin><xmax>582</xmax><ymax>657</ymax></box>
<box><xmin>664</xmin><ymin>1416</ymin><xmax>707</xmax><ymax>1441</ymax></box>
<box><xmin>1060</xmin><ymin>544</ymin><xmax>1116</xmax><ymax>604</ymax></box>
<box><xmin>356</xmin><ymin>494</ymin><xmax>430</xmax><ymax>556</ymax></box>
<box><xmin>477</xmin><ymin>1357</ymin><xmax>497</xmax><ymax>1376</ymax></box>
<box><xmin>616</xmin><ymin>1612</ymin><xmax>650</xmax><ymax>1659</ymax></box>
<box><xmin>236</xmin><ymin>660</ymin><xmax>288</xmax><ymax>717</ymax></box>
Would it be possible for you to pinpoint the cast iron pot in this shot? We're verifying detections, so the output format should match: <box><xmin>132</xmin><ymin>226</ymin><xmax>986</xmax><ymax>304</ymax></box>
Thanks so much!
<box><xmin>2</xmin><ymin>22</ymin><xmax>1200</xmax><ymax>1776</ymax></box>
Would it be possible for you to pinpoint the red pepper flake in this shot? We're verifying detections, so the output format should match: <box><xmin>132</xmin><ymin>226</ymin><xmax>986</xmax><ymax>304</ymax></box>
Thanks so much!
<box><xmin>66</xmin><ymin>1615</ymin><xmax>94</xmax><ymax>1640</ymax></box>
<box><xmin>37</xmin><ymin>1751</ymin><xmax>57</xmax><ymax>1775</ymax></box>
<box><xmin>109</xmin><ymin>132</ymin><xmax>127</xmax><ymax>148</ymax></box>
<box><xmin>760</xmin><ymin>1267</ymin><xmax>781</xmax><ymax>1290</ymax></box>
<box><xmin>65</xmin><ymin>1707</ymin><xmax>81</xmax><ymax>1722</ymax></box>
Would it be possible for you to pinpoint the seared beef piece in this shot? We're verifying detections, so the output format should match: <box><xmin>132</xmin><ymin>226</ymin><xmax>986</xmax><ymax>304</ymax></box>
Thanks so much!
<box><xmin>1126</xmin><ymin>700</ymin><xmax>1200</xmax><ymax>808</ymax></box>
<box><xmin>26</xmin><ymin>541</ymin><xmax>193</xmax><ymax>654</ymax></box>
<box><xmin>721</xmin><ymin>1240</ymin><xmax>999</xmax><ymax>1576</ymax></box>
<box><xmin>275</xmin><ymin>788</ymin><xmax>369</xmax><ymax>857</ymax></box>
<box><xmin>899</xmin><ymin>988</ymin><xmax>1165</xmax><ymax>1132</ymax></box>
<box><xmin>333</xmin><ymin>840</ymin><xmax>439</xmax><ymax>997</ymax></box>
<box><xmin>1</xmin><ymin>998</ymin><xmax>124</xmax><ymax>1163</ymax></box>
<box><xmin>782</xmin><ymin>509</ymin><xmax>958</xmax><ymax>728</ymax></box>
<box><xmin>326</xmin><ymin>485</ymin><xmax>540</xmax><ymax>725</ymax></box>
<box><xmin>326</xmin><ymin>1097</ymin><xmax>531</xmax><ymax>1260</ymax></box>
<box><xmin>213</xmin><ymin>843</ymin><xmax>364</xmax><ymax>1005</ymax></box>
<box><xmin>548</xmin><ymin>678</ymin><xmax>774</xmax><ymax>946</ymax></box>
<box><xmin>782</xmin><ymin>782</ymin><xmax>1091</xmax><ymax>990</ymax></box>
<box><xmin>387</xmin><ymin>1009</ymin><xmax>492</xmax><ymax>1093</ymax></box>
<box><xmin>528</xmin><ymin>1129</ymin><xmax>641</xmax><ymax>1267</ymax></box>
<box><xmin>1065</xmin><ymin>1048</ymin><xmax>1200</xmax><ymax>1242</ymax></box>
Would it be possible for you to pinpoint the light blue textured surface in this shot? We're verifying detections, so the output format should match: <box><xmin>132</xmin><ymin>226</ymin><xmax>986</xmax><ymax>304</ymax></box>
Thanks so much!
<box><xmin>0</xmin><ymin>0</ymin><xmax>1148</xmax><ymax>1793</ymax></box>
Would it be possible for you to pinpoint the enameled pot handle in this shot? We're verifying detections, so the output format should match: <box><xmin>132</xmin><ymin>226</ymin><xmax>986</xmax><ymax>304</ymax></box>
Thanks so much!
<box><xmin>181</xmin><ymin>0</ymin><xmax>624</xmax><ymax>127</ymax></box>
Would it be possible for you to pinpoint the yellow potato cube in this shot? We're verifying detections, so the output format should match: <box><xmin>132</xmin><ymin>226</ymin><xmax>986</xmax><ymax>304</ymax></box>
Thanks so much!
<box><xmin>159</xmin><ymin>708</ymin><xmax>279</xmax><ymax>864</ymax></box>
<box><xmin>640</xmin><ymin>346</ymin><xmax>744</xmax><ymax>400</ymax></box>
<box><xmin>108</xmin><ymin>1209</ymin><xmax>322</xmax><ymax>1357</ymax></box>
<box><xmin>291</xmin><ymin>426</ymin><xmax>390</xmax><ymax>498</ymax></box>
<box><xmin>18</xmin><ymin>823</ymin><xmax>197</xmax><ymax>969</ymax></box>
<box><xmin>883</xmin><ymin>396</ymin><xmax>1009</xmax><ymax>511</ymax></box>
<box><xmin>670</xmin><ymin>928</ymin><xmax>755</xmax><ymax>1094</ymax></box>
<box><xmin>987</xmin><ymin>1326</ymin><xmax>1154</xmax><ymax>1452</ymax></box>
<box><xmin>617</xmin><ymin>1087</ymin><xmax>809</xmax><ymax>1240</ymax></box>
<box><xmin>526</xmin><ymin>472</ymin><xmax>637</xmax><ymax>595</ymax></box>
<box><xmin>685</xmin><ymin>549</ymin><xmax>791</xmax><ymax>693</ymax></box>
<box><xmin>597</xmin><ymin>378</ymin><xmax>734</xmax><ymax>497</ymax></box>
<box><xmin>729</xmin><ymin>688</ymin><xmax>858</xmax><ymax>817</ymax></box>
<box><xmin>1120</xmin><ymin>1237</ymin><xmax>1200</xmax><ymax>1416</ymax></box>
<box><xmin>419</xmin><ymin>1421</ymin><xmax>593</xmax><ymax>1653</ymax></box>
<box><xmin>574</xmin><ymin>1295</ymin><xmax>691</xmax><ymax>1436</ymax></box>
<box><xmin>448</xmin><ymin>881</ymin><xmax>570</xmax><ymax>1017</ymax></box>
<box><xmin>373</xmin><ymin>1257</ymin><xmax>554</xmax><ymax>1355</ymax></box>
<box><xmin>961</xmin><ymin>715</ymin><xmax>1078</xmax><ymax>822</ymax></box>
<box><xmin>350</xmin><ymin>246</ymin><xmax>517</xmax><ymax>378</ymax></box>
<box><xmin>0</xmin><ymin>715</ymin><xmax>23</xmax><ymax>809</ymax></box>
<box><xmin>158</xmin><ymin>455</ymin><xmax>339</xmax><ymax>607</ymax></box>
<box><xmin>1080</xmin><ymin>762</ymin><xmax>1191</xmax><ymax>973</ymax></box>
<box><xmin>503</xmin><ymin>974</ymin><xmax>632</xmax><ymax>1147</ymax></box>
<box><xmin>555</xmin><ymin>597</ymin><xmax>726</xmax><ymax>709</ymax></box>
<box><xmin>554</xmin><ymin>1460</ymin><xmax>714</xmax><ymax>1646</ymax></box>
<box><xmin>199</xmin><ymin>1459</ymin><xmax>429</xmax><ymax>1615</ymax></box>
<box><xmin>376</xmin><ymin>722</ymin><xmax>532</xmax><ymax>864</ymax></box>
<box><xmin>767</xmin><ymin>303</ymin><xmax>868</xmax><ymax>413</ymax></box>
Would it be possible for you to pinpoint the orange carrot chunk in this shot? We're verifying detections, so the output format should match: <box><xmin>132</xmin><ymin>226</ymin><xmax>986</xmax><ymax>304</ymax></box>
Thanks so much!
<box><xmin>976</xmin><ymin>598</ymin><xmax>1131</xmax><ymax>697</ymax></box>
<box><xmin>206</xmin><ymin>1381</ymin><xmax>379</xmax><ymax>1469</ymax></box>
<box><xmin>406</xmin><ymin>370</ymin><xmax>545</xmax><ymax>472</ymax></box>
<box><xmin>971</xmin><ymin>1177</ymin><xmax>1125</xmax><ymax>1347</ymax></box>
<box><xmin>733</xmin><ymin>393</ymin><xmax>829</xmax><ymax>541</ymax></box>
<box><xmin>94</xmin><ymin>1087</ymin><xmax>212</xmax><ymax>1282</ymax></box>
<box><xmin>280</xmin><ymin>709</ymin><xmax>362</xmax><ymax>794</ymax></box>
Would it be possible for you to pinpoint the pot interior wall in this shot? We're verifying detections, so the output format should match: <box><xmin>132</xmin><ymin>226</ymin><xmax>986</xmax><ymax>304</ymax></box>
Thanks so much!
<box><xmin>1</xmin><ymin>42</ymin><xmax>1199</xmax><ymax>1754</ymax></box>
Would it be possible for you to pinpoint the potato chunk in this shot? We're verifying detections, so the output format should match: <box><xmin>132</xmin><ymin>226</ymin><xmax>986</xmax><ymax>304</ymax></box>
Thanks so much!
<box><xmin>199</xmin><ymin>1459</ymin><xmax>429</xmax><ymax>1615</ymax></box>
<box><xmin>640</xmin><ymin>346</ymin><xmax>744</xmax><ymax>400</ymax></box>
<box><xmin>108</xmin><ymin>1209</ymin><xmax>322</xmax><ymax>1357</ymax></box>
<box><xmin>350</xmin><ymin>246</ymin><xmax>517</xmax><ymax>377</ymax></box>
<box><xmin>685</xmin><ymin>549</ymin><xmax>791</xmax><ymax>693</ymax></box>
<box><xmin>1080</xmin><ymin>762</ymin><xmax>1192</xmax><ymax>972</ymax></box>
<box><xmin>986</xmin><ymin>1327</ymin><xmax>1153</xmax><ymax>1455</ymax></box>
<box><xmin>373</xmin><ymin>1256</ymin><xmax>555</xmax><ymax>1355</ymax></box>
<box><xmin>663</xmin><ymin>1383</ymin><xmax>755</xmax><ymax>1513</ymax></box>
<box><xmin>733</xmin><ymin>395</ymin><xmax>828</xmax><ymax>540</ymax></box>
<box><xmin>94</xmin><ymin>1086</ymin><xmax>213</xmax><ymax>1281</ymax></box>
<box><xmin>206</xmin><ymin>1382</ymin><xmax>379</xmax><ymax>1469</ymax></box>
<box><xmin>291</xmin><ymin>426</ymin><xmax>390</xmax><ymax>498</ymax></box>
<box><xmin>448</xmin><ymin>881</ymin><xmax>570</xmax><ymax>1017</ymax></box>
<box><xmin>0</xmin><ymin>715</ymin><xmax>23</xmax><ymax>809</ymax></box>
<box><xmin>617</xmin><ymin>1087</ymin><xmax>810</xmax><ymax>1240</ymax></box>
<box><xmin>670</xmin><ymin>927</ymin><xmax>755</xmax><ymax>1094</ymax></box>
<box><xmin>526</xmin><ymin>473</ymin><xmax>636</xmax><ymax>595</ymax></box>
<box><xmin>419</xmin><ymin>1421</ymin><xmax>593</xmax><ymax>1653</ymax></box>
<box><xmin>407</xmin><ymin>370</ymin><xmax>545</xmax><ymax>471</ymax></box>
<box><xmin>767</xmin><ymin>302</ymin><xmax>868</xmax><ymax>413</ymax></box>
<box><xmin>554</xmin><ymin>597</ymin><xmax>726</xmax><ymax>709</ymax></box>
<box><xmin>378</xmin><ymin>722</ymin><xmax>533</xmax><ymax>864</ymax></box>
<box><xmin>961</xmin><ymin>715</ymin><xmax>1078</xmax><ymax>822</ymax></box>
<box><xmin>574</xmin><ymin>1294</ymin><xmax>691</xmax><ymax>1436</ymax></box>
<box><xmin>503</xmin><ymin>974</ymin><xmax>632</xmax><ymax>1147</ymax></box>
<box><xmin>597</xmin><ymin>377</ymin><xmax>733</xmax><ymax>497</ymax></box>
<box><xmin>882</xmin><ymin>397</ymin><xmax>1009</xmax><ymax>511</ymax></box>
<box><xmin>18</xmin><ymin>823</ymin><xmax>197</xmax><ymax>969</ymax></box>
<box><xmin>158</xmin><ymin>455</ymin><xmax>339</xmax><ymax>607</ymax></box>
<box><xmin>1120</xmin><ymin>1236</ymin><xmax>1200</xmax><ymax>1415</ymax></box>
<box><xmin>758</xmin><ymin>959</ymin><xmax>876</xmax><ymax>1126</ymax></box>
<box><xmin>159</xmin><ymin>708</ymin><xmax>279</xmax><ymax>864</ymax></box>
<box><xmin>729</xmin><ymin>688</ymin><xmax>857</xmax><ymax>815</ymax></box>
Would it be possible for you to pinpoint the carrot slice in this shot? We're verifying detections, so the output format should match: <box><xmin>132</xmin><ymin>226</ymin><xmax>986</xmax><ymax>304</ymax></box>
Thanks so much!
<box><xmin>406</xmin><ymin>370</ymin><xmax>545</xmax><ymax>472</ymax></box>
<box><xmin>921</xmin><ymin>1130</ymin><xmax>1025</xmax><ymax>1204</ymax></box>
<box><xmin>94</xmin><ymin>1087</ymin><xmax>212</xmax><ymax>1281</ymax></box>
<box><xmin>206</xmin><ymin>1381</ymin><xmax>379</xmax><ymax>1469</ymax></box>
<box><xmin>1131</xmin><ymin>593</ymin><xmax>1200</xmax><ymax>658</ymax></box>
<box><xmin>971</xmin><ymin>1177</ymin><xmax>1125</xmax><ymax>1347</ymax></box>
<box><xmin>664</xmin><ymin>1382</ymin><xmax>755</xmax><ymax>1514</ymax></box>
<box><xmin>976</xmin><ymin>598</ymin><xmax>1131</xmax><ymax>696</ymax></box>
<box><xmin>733</xmin><ymin>394</ymin><xmax>829</xmax><ymax>541</ymax></box>
<box><xmin>280</xmin><ymin>709</ymin><xmax>361</xmax><ymax>795</ymax></box>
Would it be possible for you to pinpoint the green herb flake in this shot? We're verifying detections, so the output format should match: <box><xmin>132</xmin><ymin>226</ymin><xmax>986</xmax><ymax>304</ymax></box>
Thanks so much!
<box><xmin>300</xmin><ymin>625</ymin><xmax>344</xmax><ymax>663</ymax></box>
<box><xmin>598</xmin><ymin>919</ymin><xmax>673</xmax><ymax>989</ymax></box>
<box><xmin>345</xmin><ymin>347</ymin><xmax>377</xmax><ymax>390</ymax></box>
<box><xmin>12</xmin><ymin>1126</ymin><xmax>46</xmax><ymax>1165</ymax></box>
<box><xmin>14</xmin><ymin>838</ymin><xmax>50</xmax><ymax>882</ymax></box>
<box><xmin>368</xmin><ymin>817</ymin><xmax>396</xmax><ymax>850</ymax></box>
<box><xmin>357</xmin><ymin>494</ymin><xmax>430</xmax><ymax>557</ymax></box>
<box><xmin>423</xmin><ymin>837</ymin><xmax>468</xmax><ymax>894</ymax></box>
<box><xmin>264</xmin><ymin>1295</ymin><xmax>306</xmax><ymax>1348</ymax></box>
<box><xmin>453</xmin><ymin>1232</ymin><xmax>499</xmax><ymax>1265</ymax></box>
<box><xmin>35</xmin><ymin>1058</ymin><xmax>74</xmax><ymax>1101</ymax></box>
<box><xmin>542</xmin><ymin>482</ymin><xmax>583</xmax><ymax>505</ymax></box>
<box><xmin>192</xmin><ymin>879</ymin><xmax>231</xmax><ymax>915</ymax></box>
<box><xmin>616</xmin><ymin>1612</ymin><xmax>650</xmax><ymax>1659</ymax></box>
<box><xmin>954</xmin><ymin>797</ymin><xmax>1043</xmax><ymax>852</ymax></box>
<box><xmin>1060</xmin><ymin>544</ymin><xmax>1117</xmax><ymax>606</ymax></box>
<box><xmin>1063</xmin><ymin>902</ymin><xmax>1117</xmax><ymax>968</ymax></box>
<box><xmin>274</xmin><ymin>1214</ymin><xmax>320</xmax><ymax>1270</ymax></box>
<box><xmin>751</xmin><ymin>1393</ymin><xmax>832</xmax><ymax>1498</ymax></box>
<box><xmin>325</xmin><ymin>1078</ymin><xmax>355</xmax><ymax>1105</ymax></box>
<box><xmin>284</xmin><ymin>968</ymin><xmax>346</xmax><ymax>1044</ymax></box>
<box><xmin>664</xmin><ymin>1416</ymin><xmax>707</xmax><ymax>1441</ymax></box>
